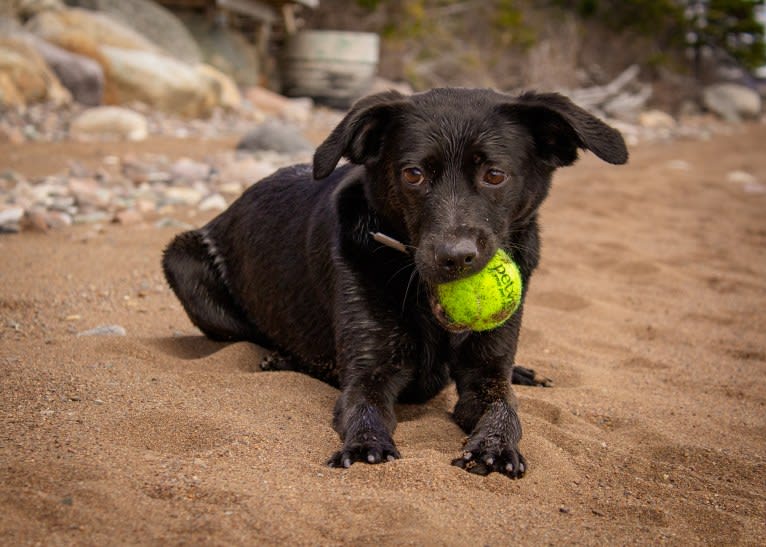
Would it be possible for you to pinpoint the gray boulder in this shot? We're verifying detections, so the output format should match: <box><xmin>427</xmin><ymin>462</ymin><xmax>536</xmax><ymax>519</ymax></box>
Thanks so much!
<box><xmin>181</xmin><ymin>13</ymin><xmax>260</xmax><ymax>87</ymax></box>
<box><xmin>70</xmin><ymin>0</ymin><xmax>202</xmax><ymax>65</ymax></box>
<box><xmin>236</xmin><ymin>120</ymin><xmax>313</xmax><ymax>155</ymax></box>
<box><xmin>26</xmin><ymin>6</ymin><xmax>161</xmax><ymax>54</ymax></box>
<box><xmin>30</xmin><ymin>36</ymin><xmax>103</xmax><ymax>105</ymax></box>
<box><xmin>703</xmin><ymin>83</ymin><xmax>762</xmax><ymax>122</ymax></box>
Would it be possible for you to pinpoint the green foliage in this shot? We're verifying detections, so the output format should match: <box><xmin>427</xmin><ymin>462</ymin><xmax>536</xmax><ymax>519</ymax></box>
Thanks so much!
<box><xmin>355</xmin><ymin>0</ymin><xmax>383</xmax><ymax>9</ymax></box>
<box><xmin>380</xmin><ymin>0</ymin><xmax>429</xmax><ymax>40</ymax></box>
<box><xmin>494</xmin><ymin>0</ymin><xmax>537</xmax><ymax>47</ymax></box>
<box><xmin>701</xmin><ymin>0</ymin><xmax>766</xmax><ymax>69</ymax></box>
<box><xmin>554</xmin><ymin>0</ymin><xmax>686</xmax><ymax>36</ymax></box>
<box><xmin>554</xmin><ymin>0</ymin><xmax>766</xmax><ymax>71</ymax></box>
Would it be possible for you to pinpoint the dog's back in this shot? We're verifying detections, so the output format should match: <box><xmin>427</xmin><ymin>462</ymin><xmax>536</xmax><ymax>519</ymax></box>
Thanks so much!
<box><xmin>163</xmin><ymin>163</ymin><xmax>347</xmax><ymax>360</ymax></box>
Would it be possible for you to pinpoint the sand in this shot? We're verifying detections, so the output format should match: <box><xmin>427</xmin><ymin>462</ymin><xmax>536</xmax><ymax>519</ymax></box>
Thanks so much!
<box><xmin>1</xmin><ymin>125</ymin><xmax>765</xmax><ymax>545</ymax></box>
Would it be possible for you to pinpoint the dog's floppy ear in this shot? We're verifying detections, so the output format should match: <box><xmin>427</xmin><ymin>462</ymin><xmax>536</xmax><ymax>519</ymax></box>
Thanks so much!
<box><xmin>500</xmin><ymin>91</ymin><xmax>628</xmax><ymax>167</ymax></box>
<box><xmin>313</xmin><ymin>90</ymin><xmax>411</xmax><ymax>180</ymax></box>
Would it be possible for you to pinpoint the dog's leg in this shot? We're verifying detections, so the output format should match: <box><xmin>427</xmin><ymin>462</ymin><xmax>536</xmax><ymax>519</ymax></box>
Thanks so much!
<box><xmin>327</xmin><ymin>377</ymin><xmax>405</xmax><ymax>468</ymax></box>
<box><xmin>450</xmin><ymin>327</ymin><xmax>527</xmax><ymax>479</ymax></box>
<box><xmin>326</xmin><ymin>284</ymin><xmax>413</xmax><ymax>467</ymax></box>
<box><xmin>162</xmin><ymin>230</ymin><xmax>255</xmax><ymax>342</ymax></box>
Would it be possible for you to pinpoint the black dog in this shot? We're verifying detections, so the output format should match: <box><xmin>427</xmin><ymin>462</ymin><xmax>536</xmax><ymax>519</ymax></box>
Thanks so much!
<box><xmin>162</xmin><ymin>88</ymin><xmax>627</xmax><ymax>479</ymax></box>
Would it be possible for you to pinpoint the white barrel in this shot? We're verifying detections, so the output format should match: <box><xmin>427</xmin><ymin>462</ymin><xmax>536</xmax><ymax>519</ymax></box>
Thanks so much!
<box><xmin>282</xmin><ymin>31</ymin><xmax>380</xmax><ymax>108</ymax></box>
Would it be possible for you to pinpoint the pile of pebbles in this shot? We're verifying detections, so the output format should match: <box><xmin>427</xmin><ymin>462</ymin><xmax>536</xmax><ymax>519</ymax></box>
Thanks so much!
<box><xmin>0</xmin><ymin>102</ymin><xmax>266</xmax><ymax>144</ymax></box>
<box><xmin>0</xmin><ymin>150</ymin><xmax>309</xmax><ymax>234</ymax></box>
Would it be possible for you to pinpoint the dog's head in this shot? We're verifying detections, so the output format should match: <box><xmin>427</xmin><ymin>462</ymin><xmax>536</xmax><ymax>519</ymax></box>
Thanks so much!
<box><xmin>313</xmin><ymin>88</ymin><xmax>627</xmax><ymax>286</ymax></box>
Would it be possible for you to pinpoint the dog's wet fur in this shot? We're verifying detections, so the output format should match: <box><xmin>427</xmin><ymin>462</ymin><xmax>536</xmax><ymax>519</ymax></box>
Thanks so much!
<box><xmin>162</xmin><ymin>88</ymin><xmax>627</xmax><ymax>478</ymax></box>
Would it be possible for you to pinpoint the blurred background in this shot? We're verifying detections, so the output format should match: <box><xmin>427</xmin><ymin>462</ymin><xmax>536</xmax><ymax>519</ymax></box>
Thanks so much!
<box><xmin>0</xmin><ymin>0</ymin><xmax>764</xmax><ymax>232</ymax></box>
<box><xmin>2</xmin><ymin>0</ymin><xmax>765</xmax><ymax>114</ymax></box>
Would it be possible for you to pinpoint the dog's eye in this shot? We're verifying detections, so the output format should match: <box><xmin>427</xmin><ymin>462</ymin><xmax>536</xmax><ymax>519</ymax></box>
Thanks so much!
<box><xmin>482</xmin><ymin>168</ymin><xmax>507</xmax><ymax>186</ymax></box>
<box><xmin>402</xmin><ymin>167</ymin><xmax>425</xmax><ymax>185</ymax></box>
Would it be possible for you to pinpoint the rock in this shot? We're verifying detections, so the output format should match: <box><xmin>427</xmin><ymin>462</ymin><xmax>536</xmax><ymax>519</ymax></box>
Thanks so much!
<box><xmin>703</xmin><ymin>83</ymin><xmax>762</xmax><ymax>122</ymax></box>
<box><xmin>181</xmin><ymin>13</ymin><xmax>260</xmax><ymax>86</ymax></box>
<box><xmin>163</xmin><ymin>187</ymin><xmax>203</xmax><ymax>206</ymax></box>
<box><xmin>77</xmin><ymin>324</ymin><xmax>126</xmax><ymax>337</ymax></box>
<box><xmin>50</xmin><ymin>195</ymin><xmax>75</xmax><ymax>211</ymax></box>
<box><xmin>726</xmin><ymin>170</ymin><xmax>757</xmax><ymax>185</ymax></box>
<box><xmin>196</xmin><ymin>63</ymin><xmax>242</xmax><ymax>111</ymax></box>
<box><xmin>22</xmin><ymin>207</ymin><xmax>49</xmax><ymax>232</ymax></box>
<box><xmin>743</xmin><ymin>182</ymin><xmax>766</xmax><ymax>194</ymax></box>
<box><xmin>23</xmin><ymin>6</ymin><xmax>221</xmax><ymax>115</ymax></box>
<box><xmin>725</xmin><ymin>170</ymin><xmax>764</xmax><ymax>193</ymax></box>
<box><xmin>245</xmin><ymin>86</ymin><xmax>313</xmax><ymax>124</ymax></box>
<box><xmin>170</xmin><ymin>157</ymin><xmax>211</xmax><ymax>182</ymax></box>
<box><xmin>281</xmin><ymin>98</ymin><xmax>314</xmax><ymax>126</ymax></box>
<box><xmin>99</xmin><ymin>46</ymin><xmax>217</xmax><ymax>118</ymax></box>
<box><xmin>45</xmin><ymin>210</ymin><xmax>72</xmax><ymax>229</ymax></box>
<box><xmin>136</xmin><ymin>198</ymin><xmax>156</xmax><ymax>214</ymax></box>
<box><xmin>245</xmin><ymin>86</ymin><xmax>290</xmax><ymax>115</ymax></box>
<box><xmin>29</xmin><ymin>36</ymin><xmax>104</xmax><ymax>106</ymax></box>
<box><xmin>0</xmin><ymin>73</ymin><xmax>24</xmax><ymax>107</ymax></box>
<box><xmin>0</xmin><ymin>207</ymin><xmax>25</xmax><ymax>233</ymax></box>
<box><xmin>122</xmin><ymin>157</ymin><xmax>165</xmax><ymax>184</ymax></box>
<box><xmin>218</xmin><ymin>181</ymin><xmax>243</xmax><ymax>195</ymax></box>
<box><xmin>26</xmin><ymin>7</ymin><xmax>161</xmax><ymax>55</ymax></box>
<box><xmin>678</xmin><ymin>100</ymin><xmax>701</xmax><ymax>117</ymax></box>
<box><xmin>73</xmin><ymin>211</ymin><xmax>110</xmax><ymax>224</ymax></box>
<box><xmin>639</xmin><ymin>110</ymin><xmax>676</xmax><ymax>130</ymax></box>
<box><xmin>218</xmin><ymin>156</ymin><xmax>276</xmax><ymax>185</ymax></box>
<box><xmin>70</xmin><ymin>106</ymin><xmax>148</xmax><ymax>141</ymax></box>
<box><xmin>236</xmin><ymin>120</ymin><xmax>312</xmax><ymax>155</ymax></box>
<box><xmin>155</xmin><ymin>217</ymin><xmax>193</xmax><ymax>230</ymax></box>
<box><xmin>0</xmin><ymin>36</ymin><xmax>71</xmax><ymax>107</ymax></box>
<box><xmin>73</xmin><ymin>0</ymin><xmax>201</xmax><ymax>65</ymax></box>
<box><xmin>17</xmin><ymin>0</ymin><xmax>65</xmax><ymax>19</ymax></box>
<box><xmin>114</xmin><ymin>208</ymin><xmax>142</xmax><ymax>225</ymax></box>
<box><xmin>198</xmin><ymin>193</ymin><xmax>227</xmax><ymax>212</ymax></box>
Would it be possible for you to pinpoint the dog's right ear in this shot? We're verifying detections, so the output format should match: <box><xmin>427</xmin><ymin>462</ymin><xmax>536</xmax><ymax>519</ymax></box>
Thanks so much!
<box><xmin>313</xmin><ymin>91</ymin><xmax>411</xmax><ymax>180</ymax></box>
<box><xmin>500</xmin><ymin>91</ymin><xmax>628</xmax><ymax>168</ymax></box>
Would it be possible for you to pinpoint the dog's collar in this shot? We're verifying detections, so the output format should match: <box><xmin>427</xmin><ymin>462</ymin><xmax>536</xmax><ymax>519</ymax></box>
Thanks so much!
<box><xmin>370</xmin><ymin>231</ymin><xmax>409</xmax><ymax>254</ymax></box>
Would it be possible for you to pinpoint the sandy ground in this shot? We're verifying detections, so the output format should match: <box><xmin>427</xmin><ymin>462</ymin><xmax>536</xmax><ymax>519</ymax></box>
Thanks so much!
<box><xmin>1</xmin><ymin>125</ymin><xmax>765</xmax><ymax>545</ymax></box>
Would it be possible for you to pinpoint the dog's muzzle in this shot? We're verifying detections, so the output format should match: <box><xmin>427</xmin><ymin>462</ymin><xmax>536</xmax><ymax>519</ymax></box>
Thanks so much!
<box><xmin>370</xmin><ymin>231</ymin><xmax>472</xmax><ymax>333</ymax></box>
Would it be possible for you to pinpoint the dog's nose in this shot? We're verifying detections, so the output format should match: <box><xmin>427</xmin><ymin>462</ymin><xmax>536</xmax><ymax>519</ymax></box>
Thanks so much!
<box><xmin>435</xmin><ymin>238</ymin><xmax>478</xmax><ymax>275</ymax></box>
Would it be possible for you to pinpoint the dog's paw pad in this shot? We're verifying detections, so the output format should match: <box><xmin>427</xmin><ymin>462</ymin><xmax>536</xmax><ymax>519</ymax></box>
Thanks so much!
<box><xmin>452</xmin><ymin>448</ymin><xmax>527</xmax><ymax>479</ymax></box>
<box><xmin>326</xmin><ymin>442</ymin><xmax>400</xmax><ymax>469</ymax></box>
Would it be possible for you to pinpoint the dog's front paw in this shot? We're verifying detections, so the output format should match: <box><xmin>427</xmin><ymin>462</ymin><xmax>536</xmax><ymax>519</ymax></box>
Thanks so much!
<box><xmin>451</xmin><ymin>441</ymin><xmax>527</xmax><ymax>479</ymax></box>
<box><xmin>327</xmin><ymin>433</ymin><xmax>401</xmax><ymax>468</ymax></box>
<box><xmin>451</xmin><ymin>405</ymin><xmax>526</xmax><ymax>479</ymax></box>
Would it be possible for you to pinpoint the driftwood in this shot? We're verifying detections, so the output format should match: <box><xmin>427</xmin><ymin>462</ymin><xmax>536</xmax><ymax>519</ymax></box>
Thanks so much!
<box><xmin>563</xmin><ymin>64</ymin><xmax>652</xmax><ymax>119</ymax></box>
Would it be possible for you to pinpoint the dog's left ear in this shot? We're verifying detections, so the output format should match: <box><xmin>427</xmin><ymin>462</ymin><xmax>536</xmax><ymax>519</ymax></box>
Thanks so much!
<box><xmin>500</xmin><ymin>92</ymin><xmax>628</xmax><ymax>167</ymax></box>
<box><xmin>313</xmin><ymin>90</ymin><xmax>411</xmax><ymax>180</ymax></box>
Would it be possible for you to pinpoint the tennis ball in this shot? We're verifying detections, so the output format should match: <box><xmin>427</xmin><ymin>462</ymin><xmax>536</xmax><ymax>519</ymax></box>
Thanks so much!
<box><xmin>435</xmin><ymin>249</ymin><xmax>523</xmax><ymax>332</ymax></box>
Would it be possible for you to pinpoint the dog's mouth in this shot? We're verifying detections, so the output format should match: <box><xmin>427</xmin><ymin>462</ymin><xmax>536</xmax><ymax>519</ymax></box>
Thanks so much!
<box><xmin>370</xmin><ymin>230</ymin><xmax>475</xmax><ymax>334</ymax></box>
<box><xmin>427</xmin><ymin>290</ymin><xmax>472</xmax><ymax>334</ymax></box>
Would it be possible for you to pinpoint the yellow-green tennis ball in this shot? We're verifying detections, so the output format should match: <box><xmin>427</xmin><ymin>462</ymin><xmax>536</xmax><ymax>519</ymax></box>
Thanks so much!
<box><xmin>435</xmin><ymin>249</ymin><xmax>523</xmax><ymax>332</ymax></box>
